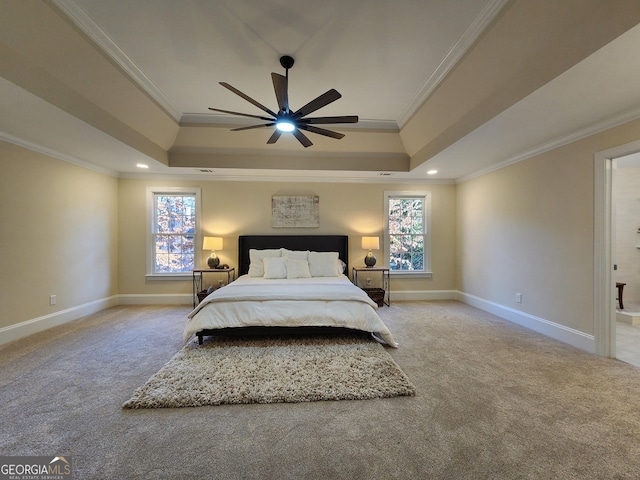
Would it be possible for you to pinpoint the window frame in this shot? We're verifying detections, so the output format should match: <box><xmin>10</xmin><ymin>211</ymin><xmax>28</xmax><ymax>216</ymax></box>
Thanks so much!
<box><xmin>146</xmin><ymin>187</ymin><xmax>202</xmax><ymax>279</ymax></box>
<box><xmin>384</xmin><ymin>190</ymin><xmax>432</xmax><ymax>277</ymax></box>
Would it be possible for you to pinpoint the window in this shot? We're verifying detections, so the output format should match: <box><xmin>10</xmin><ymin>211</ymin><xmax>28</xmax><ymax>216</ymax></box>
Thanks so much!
<box><xmin>384</xmin><ymin>191</ymin><xmax>431</xmax><ymax>275</ymax></box>
<box><xmin>147</xmin><ymin>187</ymin><xmax>201</xmax><ymax>277</ymax></box>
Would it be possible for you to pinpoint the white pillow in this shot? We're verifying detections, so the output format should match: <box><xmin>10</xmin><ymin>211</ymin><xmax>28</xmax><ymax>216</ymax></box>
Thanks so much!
<box><xmin>263</xmin><ymin>257</ymin><xmax>288</xmax><ymax>279</ymax></box>
<box><xmin>281</xmin><ymin>248</ymin><xmax>310</xmax><ymax>260</ymax></box>
<box><xmin>308</xmin><ymin>251</ymin><xmax>340</xmax><ymax>277</ymax></box>
<box><xmin>337</xmin><ymin>259</ymin><xmax>347</xmax><ymax>274</ymax></box>
<box><xmin>248</xmin><ymin>249</ymin><xmax>281</xmax><ymax>277</ymax></box>
<box><xmin>286</xmin><ymin>258</ymin><xmax>312</xmax><ymax>279</ymax></box>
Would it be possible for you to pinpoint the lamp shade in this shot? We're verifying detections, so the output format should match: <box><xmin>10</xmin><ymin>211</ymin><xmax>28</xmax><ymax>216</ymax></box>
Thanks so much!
<box><xmin>361</xmin><ymin>236</ymin><xmax>380</xmax><ymax>250</ymax></box>
<box><xmin>203</xmin><ymin>236</ymin><xmax>223</xmax><ymax>251</ymax></box>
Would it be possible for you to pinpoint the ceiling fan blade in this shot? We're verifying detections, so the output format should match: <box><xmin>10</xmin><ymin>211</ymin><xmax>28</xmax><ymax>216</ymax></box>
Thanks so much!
<box><xmin>299</xmin><ymin>115</ymin><xmax>358</xmax><ymax>125</ymax></box>
<box><xmin>267</xmin><ymin>130</ymin><xmax>282</xmax><ymax>144</ymax></box>
<box><xmin>230</xmin><ymin>123</ymin><xmax>274</xmax><ymax>131</ymax></box>
<box><xmin>292</xmin><ymin>129</ymin><xmax>313</xmax><ymax>148</ymax></box>
<box><xmin>271</xmin><ymin>73</ymin><xmax>289</xmax><ymax>113</ymax></box>
<box><xmin>293</xmin><ymin>89</ymin><xmax>342</xmax><ymax>119</ymax></box>
<box><xmin>219</xmin><ymin>82</ymin><xmax>278</xmax><ymax>118</ymax></box>
<box><xmin>297</xmin><ymin>124</ymin><xmax>345</xmax><ymax>140</ymax></box>
<box><xmin>208</xmin><ymin>107</ymin><xmax>274</xmax><ymax>122</ymax></box>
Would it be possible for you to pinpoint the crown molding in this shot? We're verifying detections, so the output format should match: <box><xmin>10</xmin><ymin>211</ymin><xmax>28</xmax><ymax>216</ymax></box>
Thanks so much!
<box><xmin>456</xmin><ymin>106</ymin><xmax>640</xmax><ymax>184</ymax></box>
<box><xmin>7</xmin><ymin>102</ymin><xmax>638</xmax><ymax>185</ymax></box>
<box><xmin>52</xmin><ymin>0</ymin><xmax>182</xmax><ymax>121</ymax></box>
<box><xmin>119</xmin><ymin>170</ymin><xmax>455</xmax><ymax>185</ymax></box>
<box><xmin>53</xmin><ymin>0</ymin><xmax>507</xmax><ymax>131</ymax></box>
<box><xmin>179</xmin><ymin>113</ymin><xmax>399</xmax><ymax>132</ymax></box>
<box><xmin>0</xmin><ymin>131</ymin><xmax>119</xmax><ymax>177</ymax></box>
<box><xmin>396</xmin><ymin>0</ymin><xmax>510</xmax><ymax>128</ymax></box>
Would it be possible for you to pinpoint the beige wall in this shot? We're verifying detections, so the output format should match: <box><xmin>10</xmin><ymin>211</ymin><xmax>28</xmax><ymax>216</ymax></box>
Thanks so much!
<box><xmin>457</xmin><ymin>119</ymin><xmax>640</xmax><ymax>336</ymax></box>
<box><xmin>0</xmin><ymin>140</ymin><xmax>118</xmax><ymax>330</ymax></box>
<box><xmin>615</xmin><ymin>167</ymin><xmax>640</xmax><ymax>305</ymax></box>
<box><xmin>118</xmin><ymin>179</ymin><xmax>457</xmax><ymax>296</ymax></box>
<box><xmin>7</xmin><ymin>116</ymin><xmax>640</xmax><ymax>344</ymax></box>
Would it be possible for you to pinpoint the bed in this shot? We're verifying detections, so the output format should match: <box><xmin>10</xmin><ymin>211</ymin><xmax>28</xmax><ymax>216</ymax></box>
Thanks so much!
<box><xmin>183</xmin><ymin>235</ymin><xmax>398</xmax><ymax>347</ymax></box>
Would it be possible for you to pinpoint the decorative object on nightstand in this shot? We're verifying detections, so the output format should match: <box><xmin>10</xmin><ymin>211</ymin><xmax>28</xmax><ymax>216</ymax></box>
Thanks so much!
<box><xmin>203</xmin><ymin>236</ymin><xmax>223</xmax><ymax>268</ymax></box>
<box><xmin>362</xmin><ymin>236</ymin><xmax>379</xmax><ymax>267</ymax></box>
<box><xmin>352</xmin><ymin>266</ymin><xmax>390</xmax><ymax>306</ymax></box>
<box><xmin>192</xmin><ymin>267</ymin><xmax>236</xmax><ymax>307</ymax></box>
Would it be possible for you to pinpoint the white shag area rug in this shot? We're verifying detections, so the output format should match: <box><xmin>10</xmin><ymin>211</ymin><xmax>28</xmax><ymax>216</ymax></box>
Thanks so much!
<box><xmin>123</xmin><ymin>334</ymin><xmax>416</xmax><ymax>408</ymax></box>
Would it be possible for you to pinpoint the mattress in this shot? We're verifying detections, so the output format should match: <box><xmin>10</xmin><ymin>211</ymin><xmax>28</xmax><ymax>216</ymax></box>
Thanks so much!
<box><xmin>184</xmin><ymin>274</ymin><xmax>398</xmax><ymax>347</ymax></box>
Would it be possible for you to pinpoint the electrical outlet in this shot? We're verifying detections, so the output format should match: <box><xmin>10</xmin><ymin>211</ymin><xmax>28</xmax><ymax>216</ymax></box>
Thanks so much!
<box><xmin>366</xmin><ymin>278</ymin><xmax>372</xmax><ymax>286</ymax></box>
<box><xmin>50</xmin><ymin>295</ymin><xmax>57</xmax><ymax>306</ymax></box>
<box><xmin>515</xmin><ymin>293</ymin><xmax>522</xmax><ymax>304</ymax></box>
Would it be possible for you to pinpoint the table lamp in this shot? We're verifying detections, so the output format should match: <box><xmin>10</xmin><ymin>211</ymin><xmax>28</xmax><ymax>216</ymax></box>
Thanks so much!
<box><xmin>203</xmin><ymin>236</ymin><xmax>223</xmax><ymax>268</ymax></box>
<box><xmin>362</xmin><ymin>236</ymin><xmax>380</xmax><ymax>267</ymax></box>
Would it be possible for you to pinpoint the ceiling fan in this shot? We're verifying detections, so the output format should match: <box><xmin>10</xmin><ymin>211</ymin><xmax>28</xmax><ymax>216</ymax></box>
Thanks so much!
<box><xmin>208</xmin><ymin>55</ymin><xmax>358</xmax><ymax>148</ymax></box>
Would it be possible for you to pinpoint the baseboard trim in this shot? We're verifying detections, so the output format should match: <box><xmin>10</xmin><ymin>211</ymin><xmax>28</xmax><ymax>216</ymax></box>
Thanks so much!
<box><xmin>391</xmin><ymin>290</ymin><xmax>458</xmax><ymax>301</ymax></box>
<box><xmin>1</xmin><ymin>290</ymin><xmax>595</xmax><ymax>354</ymax></box>
<box><xmin>0</xmin><ymin>296</ymin><xmax>119</xmax><ymax>346</ymax></box>
<box><xmin>457</xmin><ymin>291</ymin><xmax>596</xmax><ymax>354</ymax></box>
<box><xmin>118</xmin><ymin>294</ymin><xmax>192</xmax><ymax>305</ymax></box>
<box><xmin>0</xmin><ymin>294</ymin><xmax>193</xmax><ymax>346</ymax></box>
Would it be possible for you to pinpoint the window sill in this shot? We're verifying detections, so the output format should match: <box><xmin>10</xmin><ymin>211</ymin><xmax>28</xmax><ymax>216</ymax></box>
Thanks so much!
<box><xmin>145</xmin><ymin>274</ymin><xmax>192</xmax><ymax>281</ymax></box>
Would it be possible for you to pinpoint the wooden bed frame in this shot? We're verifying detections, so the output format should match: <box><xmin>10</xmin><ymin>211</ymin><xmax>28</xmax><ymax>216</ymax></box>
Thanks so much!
<box><xmin>196</xmin><ymin>234</ymin><xmax>356</xmax><ymax>344</ymax></box>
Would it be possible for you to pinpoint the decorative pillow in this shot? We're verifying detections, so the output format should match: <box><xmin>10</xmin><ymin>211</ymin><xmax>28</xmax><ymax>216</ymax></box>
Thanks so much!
<box><xmin>248</xmin><ymin>249</ymin><xmax>281</xmax><ymax>277</ymax></box>
<box><xmin>281</xmin><ymin>248</ymin><xmax>310</xmax><ymax>260</ymax></box>
<box><xmin>308</xmin><ymin>251</ymin><xmax>340</xmax><ymax>277</ymax></box>
<box><xmin>263</xmin><ymin>257</ymin><xmax>288</xmax><ymax>279</ymax></box>
<box><xmin>337</xmin><ymin>259</ymin><xmax>347</xmax><ymax>275</ymax></box>
<box><xmin>286</xmin><ymin>258</ymin><xmax>312</xmax><ymax>279</ymax></box>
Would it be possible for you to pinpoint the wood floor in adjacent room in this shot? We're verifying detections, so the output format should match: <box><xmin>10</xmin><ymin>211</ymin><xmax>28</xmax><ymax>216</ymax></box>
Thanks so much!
<box><xmin>2</xmin><ymin>302</ymin><xmax>640</xmax><ymax>480</ymax></box>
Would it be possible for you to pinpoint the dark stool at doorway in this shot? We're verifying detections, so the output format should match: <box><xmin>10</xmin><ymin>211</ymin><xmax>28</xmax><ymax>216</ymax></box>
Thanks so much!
<box><xmin>616</xmin><ymin>282</ymin><xmax>626</xmax><ymax>309</ymax></box>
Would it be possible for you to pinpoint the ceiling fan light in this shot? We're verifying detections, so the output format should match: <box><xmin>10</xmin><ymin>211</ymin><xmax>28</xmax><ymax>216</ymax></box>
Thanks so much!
<box><xmin>275</xmin><ymin>120</ymin><xmax>295</xmax><ymax>132</ymax></box>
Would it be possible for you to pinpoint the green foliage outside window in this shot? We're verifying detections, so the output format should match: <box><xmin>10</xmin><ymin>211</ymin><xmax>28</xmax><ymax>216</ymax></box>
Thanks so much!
<box><xmin>153</xmin><ymin>194</ymin><xmax>196</xmax><ymax>273</ymax></box>
<box><xmin>388</xmin><ymin>197</ymin><xmax>425</xmax><ymax>271</ymax></box>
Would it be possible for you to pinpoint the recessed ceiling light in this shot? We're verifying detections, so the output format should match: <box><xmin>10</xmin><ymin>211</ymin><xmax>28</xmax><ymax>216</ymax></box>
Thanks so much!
<box><xmin>136</xmin><ymin>163</ymin><xmax>149</xmax><ymax>169</ymax></box>
<box><xmin>427</xmin><ymin>169</ymin><xmax>438</xmax><ymax>175</ymax></box>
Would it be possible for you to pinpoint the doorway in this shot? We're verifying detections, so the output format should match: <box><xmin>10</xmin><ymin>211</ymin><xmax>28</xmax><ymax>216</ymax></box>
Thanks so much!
<box><xmin>594</xmin><ymin>140</ymin><xmax>640</xmax><ymax>361</ymax></box>
<box><xmin>613</xmin><ymin>152</ymin><xmax>640</xmax><ymax>366</ymax></box>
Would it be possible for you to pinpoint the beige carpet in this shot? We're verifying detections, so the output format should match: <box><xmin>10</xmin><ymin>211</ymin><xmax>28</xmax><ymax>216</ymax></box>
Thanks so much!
<box><xmin>123</xmin><ymin>334</ymin><xmax>416</xmax><ymax>408</ymax></box>
<box><xmin>6</xmin><ymin>302</ymin><xmax>640</xmax><ymax>479</ymax></box>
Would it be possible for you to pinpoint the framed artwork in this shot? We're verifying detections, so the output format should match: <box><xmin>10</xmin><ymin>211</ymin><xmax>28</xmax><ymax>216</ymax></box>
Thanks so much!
<box><xmin>272</xmin><ymin>195</ymin><xmax>319</xmax><ymax>228</ymax></box>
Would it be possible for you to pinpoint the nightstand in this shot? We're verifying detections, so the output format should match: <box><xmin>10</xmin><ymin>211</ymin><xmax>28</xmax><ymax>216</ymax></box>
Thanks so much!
<box><xmin>352</xmin><ymin>266</ymin><xmax>390</xmax><ymax>306</ymax></box>
<box><xmin>192</xmin><ymin>268</ymin><xmax>235</xmax><ymax>307</ymax></box>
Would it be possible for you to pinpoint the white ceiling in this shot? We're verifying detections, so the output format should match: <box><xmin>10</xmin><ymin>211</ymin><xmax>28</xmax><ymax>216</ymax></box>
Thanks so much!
<box><xmin>62</xmin><ymin>0</ymin><xmax>492</xmax><ymax>126</ymax></box>
<box><xmin>426</xmin><ymin>21</ymin><xmax>640</xmax><ymax>179</ymax></box>
<box><xmin>2</xmin><ymin>1</ymin><xmax>640</xmax><ymax>181</ymax></box>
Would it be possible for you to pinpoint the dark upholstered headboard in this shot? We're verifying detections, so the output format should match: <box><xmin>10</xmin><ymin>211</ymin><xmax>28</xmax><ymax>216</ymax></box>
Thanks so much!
<box><xmin>238</xmin><ymin>235</ymin><xmax>349</xmax><ymax>276</ymax></box>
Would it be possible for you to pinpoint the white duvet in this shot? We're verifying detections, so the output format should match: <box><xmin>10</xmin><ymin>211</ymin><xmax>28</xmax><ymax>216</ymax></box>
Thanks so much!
<box><xmin>184</xmin><ymin>274</ymin><xmax>398</xmax><ymax>347</ymax></box>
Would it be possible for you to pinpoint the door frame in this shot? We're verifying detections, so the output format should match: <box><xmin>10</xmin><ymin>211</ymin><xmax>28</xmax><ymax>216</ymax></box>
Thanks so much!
<box><xmin>594</xmin><ymin>139</ymin><xmax>640</xmax><ymax>357</ymax></box>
